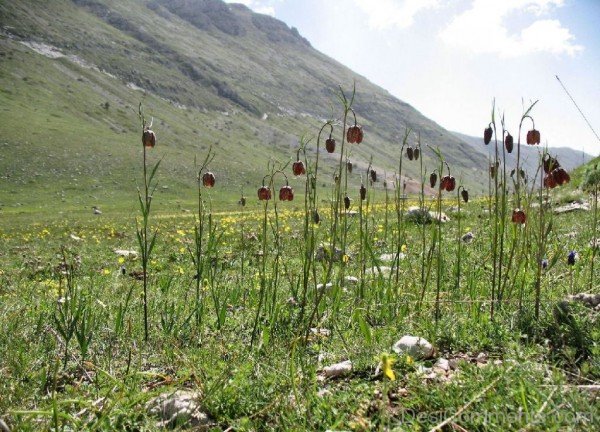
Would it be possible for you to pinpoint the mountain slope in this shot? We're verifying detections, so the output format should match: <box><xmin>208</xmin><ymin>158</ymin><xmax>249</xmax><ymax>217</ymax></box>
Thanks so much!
<box><xmin>0</xmin><ymin>0</ymin><xmax>563</xmax><ymax>215</ymax></box>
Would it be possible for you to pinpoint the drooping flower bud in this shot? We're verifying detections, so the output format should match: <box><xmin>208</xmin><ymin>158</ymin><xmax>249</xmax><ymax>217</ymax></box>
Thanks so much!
<box><xmin>526</xmin><ymin>129</ymin><xmax>541</xmax><ymax>145</ymax></box>
<box><xmin>279</xmin><ymin>185</ymin><xmax>294</xmax><ymax>201</ymax></box>
<box><xmin>429</xmin><ymin>172</ymin><xmax>437</xmax><ymax>188</ymax></box>
<box><xmin>347</xmin><ymin>124</ymin><xmax>363</xmax><ymax>144</ymax></box>
<box><xmin>292</xmin><ymin>160</ymin><xmax>306</xmax><ymax>176</ymax></box>
<box><xmin>484</xmin><ymin>126</ymin><xmax>493</xmax><ymax>145</ymax></box>
<box><xmin>258</xmin><ymin>186</ymin><xmax>271</xmax><ymax>201</ymax></box>
<box><xmin>202</xmin><ymin>172</ymin><xmax>215</xmax><ymax>188</ymax></box>
<box><xmin>511</xmin><ymin>209</ymin><xmax>526</xmax><ymax>224</ymax></box>
<box><xmin>142</xmin><ymin>129</ymin><xmax>156</xmax><ymax>148</ymax></box>
<box><xmin>504</xmin><ymin>133</ymin><xmax>513</xmax><ymax>153</ymax></box>
<box><xmin>325</xmin><ymin>137</ymin><xmax>336</xmax><ymax>153</ymax></box>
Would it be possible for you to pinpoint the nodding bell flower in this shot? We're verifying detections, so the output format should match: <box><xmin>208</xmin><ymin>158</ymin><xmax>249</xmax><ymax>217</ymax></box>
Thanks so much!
<box><xmin>142</xmin><ymin>129</ymin><xmax>156</xmax><ymax>148</ymax></box>
<box><xmin>526</xmin><ymin>129</ymin><xmax>541</xmax><ymax>145</ymax></box>
<box><xmin>360</xmin><ymin>184</ymin><xmax>367</xmax><ymax>201</ymax></box>
<box><xmin>511</xmin><ymin>209</ymin><xmax>526</xmax><ymax>225</ymax></box>
<box><xmin>504</xmin><ymin>133</ymin><xmax>514</xmax><ymax>153</ymax></box>
<box><xmin>370</xmin><ymin>169</ymin><xmax>377</xmax><ymax>183</ymax></box>
<box><xmin>413</xmin><ymin>147</ymin><xmax>420</xmax><ymax>160</ymax></box>
<box><xmin>292</xmin><ymin>160</ymin><xmax>306</xmax><ymax>176</ymax></box>
<box><xmin>461</xmin><ymin>189</ymin><xmax>469</xmax><ymax>203</ymax></box>
<box><xmin>239</xmin><ymin>195</ymin><xmax>247</xmax><ymax>206</ymax></box>
<box><xmin>484</xmin><ymin>126</ymin><xmax>493</xmax><ymax>145</ymax></box>
<box><xmin>257</xmin><ymin>185</ymin><xmax>271</xmax><ymax>201</ymax></box>
<box><xmin>440</xmin><ymin>175</ymin><xmax>456</xmax><ymax>192</ymax></box>
<box><xmin>541</xmin><ymin>259</ymin><xmax>548</xmax><ymax>270</ymax></box>
<box><xmin>347</xmin><ymin>124</ymin><xmax>363</xmax><ymax>144</ymax></box>
<box><xmin>567</xmin><ymin>251</ymin><xmax>577</xmax><ymax>266</ymax></box>
<box><xmin>429</xmin><ymin>172</ymin><xmax>437</xmax><ymax>188</ymax></box>
<box><xmin>551</xmin><ymin>167</ymin><xmax>570</xmax><ymax>185</ymax></box>
<box><xmin>344</xmin><ymin>195</ymin><xmax>351</xmax><ymax>210</ymax></box>
<box><xmin>544</xmin><ymin>174</ymin><xmax>557</xmax><ymax>189</ymax></box>
<box><xmin>325</xmin><ymin>137</ymin><xmax>336</xmax><ymax>153</ymax></box>
<box><xmin>406</xmin><ymin>147</ymin><xmax>414</xmax><ymax>161</ymax></box>
<box><xmin>202</xmin><ymin>172</ymin><xmax>215</xmax><ymax>188</ymax></box>
<box><xmin>346</xmin><ymin>161</ymin><xmax>353</xmax><ymax>173</ymax></box>
<box><xmin>279</xmin><ymin>185</ymin><xmax>294</xmax><ymax>201</ymax></box>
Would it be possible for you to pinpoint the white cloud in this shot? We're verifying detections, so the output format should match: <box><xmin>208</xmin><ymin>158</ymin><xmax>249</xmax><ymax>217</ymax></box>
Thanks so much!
<box><xmin>439</xmin><ymin>0</ymin><xmax>583</xmax><ymax>57</ymax></box>
<box><xmin>352</xmin><ymin>0</ymin><xmax>439</xmax><ymax>30</ymax></box>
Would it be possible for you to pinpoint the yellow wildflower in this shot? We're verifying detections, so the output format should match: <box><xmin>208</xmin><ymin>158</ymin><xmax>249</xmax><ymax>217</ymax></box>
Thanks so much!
<box><xmin>381</xmin><ymin>353</ymin><xmax>396</xmax><ymax>381</ymax></box>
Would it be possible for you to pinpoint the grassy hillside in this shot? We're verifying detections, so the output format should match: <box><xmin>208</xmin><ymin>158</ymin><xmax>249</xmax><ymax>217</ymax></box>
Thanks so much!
<box><xmin>0</xmin><ymin>0</ymin><xmax>567</xmax><ymax>219</ymax></box>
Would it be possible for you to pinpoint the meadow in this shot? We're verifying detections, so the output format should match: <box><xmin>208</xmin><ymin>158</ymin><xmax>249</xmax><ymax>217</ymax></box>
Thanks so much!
<box><xmin>1</xmin><ymin>93</ymin><xmax>599</xmax><ymax>431</ymax></box>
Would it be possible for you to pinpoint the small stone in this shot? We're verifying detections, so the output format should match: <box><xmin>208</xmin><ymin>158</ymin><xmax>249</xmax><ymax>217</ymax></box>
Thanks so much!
<box><xmin>554</xmin><ymin>202</ymin><xmax>590</xmax><ymax>214</ymax></box>
<box><xmin>114</xmin><ymin>249</ymin><xmax>138</xmax><ymax>259</ymax></box>
<box><xmin>317</xmin><ymin>282</ymin><xmax>333</xmax><ymax>292</ymax></box>
<box><xmin>344</xmin><ymin>276</ymin><xmax>359</xmax><ymax>286</ymax></box>
<box><xmin>322</xmin><ymin>360</ymin><xmax>352</xmax><ymax>378</ymax></box>
<box><xmin>392</xmin><ymin>336</ymin><xmax>434</xmax><ymax>359</ymax></box>
<box><xmin>146</xmin><ymin>390</ymin><xmax>212</xmax><ymax>429</ymax></box>
<box><xmin>434</xmin><ymin>358</ymin><xmax>450</xmax><ymax>372</ymax></box>
<box><xmin>567</xmin><ymin>293</ymin><xmax>600</xmax><ymax>309</ymax></box>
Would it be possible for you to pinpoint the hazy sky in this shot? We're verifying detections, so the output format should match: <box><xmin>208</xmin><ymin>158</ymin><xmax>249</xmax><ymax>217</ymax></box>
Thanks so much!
<box><xmin>225</xmin><ymin>0</ymin><xmax>600</xmax><ymax>156</ymax></box>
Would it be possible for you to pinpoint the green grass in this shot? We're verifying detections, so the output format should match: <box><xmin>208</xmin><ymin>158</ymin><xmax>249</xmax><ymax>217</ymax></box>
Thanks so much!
<box><xmin>1</xmin><ymin>188</ymin><xmax>599</xmax><ymax>430</ymax></box>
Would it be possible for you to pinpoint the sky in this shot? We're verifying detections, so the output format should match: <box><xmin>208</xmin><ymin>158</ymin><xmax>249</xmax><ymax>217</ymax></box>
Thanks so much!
<box><xmin>225</xmin><ymin>0</ymin><xmax>600</xmax><ymax>157</ymax></box>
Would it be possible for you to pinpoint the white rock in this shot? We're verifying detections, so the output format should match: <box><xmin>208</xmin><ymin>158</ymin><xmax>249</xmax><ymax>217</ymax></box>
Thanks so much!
<box><xmin>317</xmin><ymin>283</ymin><xmax>333</xmax><ymax>292</ymax></box>
<box><xmin>392</xmin><ymin>336</ymin><xmax>434</xmax><ymax>359</ymax></box>
<box><xmin>379</xmin><ymin>253</ymin><xmax>406</xmax><ymax>262</ymax></box>
<box><xmin>554</xmin><ymin>202</ymin><xmax>590</xmax><ymax>214</ymax></box>
<box><xmin>146</xmin><ymin>390</ymin><xmax>211</xmax><ymax>429</ymax></box>
<box><xmin>114</xmin><ymin>249</ymin><xmax>138</xmax><ymax>258</ymax></box>
<box><xmin>567</xmin><ymin>293</ymin><xmax>600</xmax><ymax>308</ymax></box>
<box><xmin>322</xmin><ymin>360</ymin><xmax>352</xmax><ymax>378</ymax></box>
<box><xmin>434</xmin><ymin>358</ymin><xmax>450</xmax><ymax>372</ymax></box>
<box><xmin>345</xmin><ymin>276</ymin><xmax>359</xmax><ymax>286</ymax></box>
